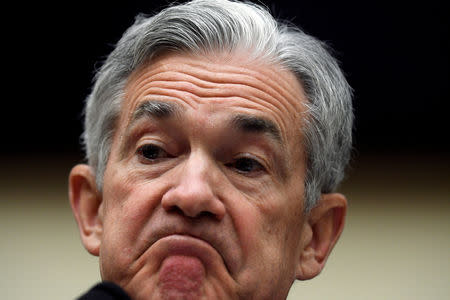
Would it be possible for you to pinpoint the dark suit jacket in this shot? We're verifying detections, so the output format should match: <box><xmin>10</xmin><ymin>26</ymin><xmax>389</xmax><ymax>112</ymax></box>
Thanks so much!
<box><xmin>78</xmin><ymin>282</ymin><xmax>131</xmax><ymax>300</ymax></box>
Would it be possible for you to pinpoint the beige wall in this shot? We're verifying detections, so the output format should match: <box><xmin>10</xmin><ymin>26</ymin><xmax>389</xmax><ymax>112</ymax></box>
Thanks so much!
<box><xmin>1</xmin><ymin>154</ymin><xmax>449</xmax><ymax>299</ymax></box>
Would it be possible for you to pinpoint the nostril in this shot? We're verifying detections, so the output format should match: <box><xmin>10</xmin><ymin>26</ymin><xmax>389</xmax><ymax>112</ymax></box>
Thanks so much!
<box><xmin>161</xmin><ymin>180</ymin><xmax>226</xmax><ymax>220</ymax></box>
<box><xmin>164</xmin><ymin>205</ymin><xmax>184</xmax><ymax>215</ymax></box>
<box><xmin>197</xmin><ymin>211</ymin><xmax>216</xmax><ymax>219</ymax></box>
<box><xmin>164</xmin><ymin>204</ymin><xmax>217</xmax><ymax>220</ymax></box>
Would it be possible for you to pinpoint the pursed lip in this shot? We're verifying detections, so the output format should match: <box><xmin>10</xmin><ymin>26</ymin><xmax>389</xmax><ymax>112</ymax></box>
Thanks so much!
<box><xmin>141</xmin><ymin>219</ymin><xmax>239</xmax><ymax>275</ymax></box>
<box><xmin>152</xmin><ymin>234</ymin><xmax>227</xmax><ymax>272</ymax></box>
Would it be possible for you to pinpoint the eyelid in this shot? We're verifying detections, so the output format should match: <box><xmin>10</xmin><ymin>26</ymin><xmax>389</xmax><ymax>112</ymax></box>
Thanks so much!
<box><xmin>235</xmin><ymin>153</ymin><xmax>267</xmax><ymax>166</ymax></box>
<box><xmin>135</xmin><ymin>139</ymin><xmax>173</xmax><ymax>163</ymax></box>
<box><xmin>136</xmin><ymin>138</ymin><xmax>166</xmax><ymax>150</ymax></box>
<box><xmin>232</xmin><ymin>153</ymin><xmax>270</xmax><ymax>174</ymax></box>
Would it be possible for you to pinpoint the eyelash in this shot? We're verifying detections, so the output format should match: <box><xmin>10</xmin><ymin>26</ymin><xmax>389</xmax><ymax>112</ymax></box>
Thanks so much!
<box><xmin>136</xmin><ymin>144</ymin><xmax>267</xmax><ymax>175</ymax></box>
<box><xmin>137</xmin><ymin>144</ymin><xmax>172</xmax><ymax>162</ymax></box>
<box><xmin>225</xmin><ymin>156</ymin><xmax>266</xmax><ymax>175</ymax></box>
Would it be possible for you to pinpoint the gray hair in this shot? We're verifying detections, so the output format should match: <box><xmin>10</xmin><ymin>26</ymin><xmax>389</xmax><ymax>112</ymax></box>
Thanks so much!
<box><xmin>83</xmin><ymin>0</ymin><xmax>353</xmax><ymax>211</ymax></box>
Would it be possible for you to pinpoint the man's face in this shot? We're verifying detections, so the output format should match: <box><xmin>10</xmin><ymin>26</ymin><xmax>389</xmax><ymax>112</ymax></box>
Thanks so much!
<box><xmin>85</xmin><ymin>53</ymin><xmax>312</xmax><ymax>299</ymax></box>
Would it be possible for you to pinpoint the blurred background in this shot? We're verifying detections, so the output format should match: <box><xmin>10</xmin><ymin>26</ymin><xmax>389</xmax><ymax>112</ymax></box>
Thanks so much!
<box><xmin>1</xmin><ymin>0</ymin><xmax>448</xmax><ymax>299</ymax></box>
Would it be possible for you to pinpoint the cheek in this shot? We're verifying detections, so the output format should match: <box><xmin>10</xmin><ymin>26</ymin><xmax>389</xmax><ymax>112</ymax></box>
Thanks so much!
<box><xmin>99</xmin><ymin>168</ymin><xmax>168</xmax><ymax>280</ymax></box>
<box><xmin>254</xmin><ymin>185</ymin><xmax>300</xmax><ymax>237</ymax></box>
<box><xmin>230</xmin><ymin>190</ymin><xmax>290</xmax><ymax>261</ymax></box>
<box><xmin>102</xmin><ymin>162</ymin><xmax>169</xmax><ymax>224</ymax></box>
<box><xmin>238</xmin><ymin>185</ymin><xmax>305</xmax><ymax>261</ymax></box>
<box><xmin>228</xmin><ymin>192</ymin><xmax>303</xmax><ymax>296</ymax></box>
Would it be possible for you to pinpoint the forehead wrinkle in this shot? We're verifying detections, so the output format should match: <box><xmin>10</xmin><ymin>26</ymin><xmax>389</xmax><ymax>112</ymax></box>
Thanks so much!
<box><xmin>188</xmin><ymin>60</ymin><xmax>304</xmax><ymax>113</ymax></box>
<box><xmin>126</xmin><ymin>72</ymin><xmax>288</xmax><ymax>129</ymax></box>
<box><xmin>131</xmin><ymin>57</ymin><xmax>304</xmax><ymax>116</ymax></box>
<box><xmin>136</xmin><ymin>78</ymin><xmax>286</xmax><ymax>116</ymax></box>
<box><xmin>123</xmin><ymin>54</ymin><xmax>306</xmax><ymax>144</ymax></box>
<box><xmin>129</xmin><ymin>68</ymin><xmax>296</xmax><ymax>126</ymax></box>
<box><xmin>184</xmin><ymin>64</ymin><xmax>300</xmax><ymax>114</ymax></box>
<box><xmin>209</xmin><ymin>61</ymin><xmax>303</xmax><ymax>115</ymax></box>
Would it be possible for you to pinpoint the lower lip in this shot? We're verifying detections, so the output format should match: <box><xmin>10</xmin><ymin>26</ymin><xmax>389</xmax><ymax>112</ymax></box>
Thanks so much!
<box><xmin>152</xmin><ymin>234</ymin><xmax>222</xmax><ymax>270</ymax></box>
<box><xmin>158</xmin><ymin>255</ymin><xmax>206</xmax><ymax>294</ymax></box>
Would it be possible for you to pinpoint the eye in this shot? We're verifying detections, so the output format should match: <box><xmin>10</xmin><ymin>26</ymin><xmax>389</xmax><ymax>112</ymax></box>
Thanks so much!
<box><xmin>226</xmin><ymin>156</ymin><xmax>266</xmax><ymax>175</ymax></box>
<box><xmin>137</xmin><ymin>144</ymin><xmax>171</xmax><ymax>162</ymax></box>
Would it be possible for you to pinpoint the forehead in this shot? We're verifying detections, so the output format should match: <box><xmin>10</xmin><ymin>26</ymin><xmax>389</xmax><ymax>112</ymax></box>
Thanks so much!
<box><xmin>119</xmin><ymin>52</ymin><xmax>307</xmax><ymax>144</ymax></box>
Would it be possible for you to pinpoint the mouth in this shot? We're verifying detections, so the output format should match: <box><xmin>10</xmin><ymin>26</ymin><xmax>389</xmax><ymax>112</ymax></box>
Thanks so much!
<box><xmin>150</xmin><ymin>234</ymin><xmax>231</xmax><ymax>275</ymax></box>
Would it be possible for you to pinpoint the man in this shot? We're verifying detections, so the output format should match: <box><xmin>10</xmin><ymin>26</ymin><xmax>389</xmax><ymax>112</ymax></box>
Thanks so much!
<box><xmin>69</xmin><ymin>0</ymin><xmax>353</xmax><ymax>299</ymax></box>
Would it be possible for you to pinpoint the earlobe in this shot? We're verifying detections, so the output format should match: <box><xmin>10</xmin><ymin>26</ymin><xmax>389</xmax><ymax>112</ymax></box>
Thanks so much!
<box><xmin>69</xmin><ymin>164</ymin><xmax>103</xmax><ymax>256</ymax></box>
<box><xmin>296</xmin><ymin>193</ymin><xmax>347</xmax><ymax>280</ymax></box>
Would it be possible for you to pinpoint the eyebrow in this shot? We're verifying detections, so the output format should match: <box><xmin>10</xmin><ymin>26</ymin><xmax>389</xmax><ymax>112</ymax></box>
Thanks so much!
<box><xmin>130</xmin><ymin>102</ymin><xmax>282</xmax><ymax>145</ymax></box>
<box><xmin>231</xmin><ymin>114</ymin><xmax>288</xmax><ymax>181</ymax></box>
<box><xmin>131</xmin><ymin>100</ymin><xmax>181</xmax><ymax>121</ymax></box>
<box><xmin>230</xmin><ymin>114</ymin><xmax>282</xmax><ymax>144</ymax></box>
<box><xmin>123</xmin><ymin>101</ymin><xmax>283</xmax><ymax>155</ymax></box>
<box><xmin>120</xmin><ymin>100</ymin><xmax>181</xmax><ymax>159</ymax></box>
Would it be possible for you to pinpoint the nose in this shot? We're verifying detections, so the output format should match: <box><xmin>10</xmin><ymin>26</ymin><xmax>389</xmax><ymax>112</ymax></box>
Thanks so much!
<box><xmin>161</xmin><ymin>151</ymin><xmax>226</xmax><ymax>221</ymax></box>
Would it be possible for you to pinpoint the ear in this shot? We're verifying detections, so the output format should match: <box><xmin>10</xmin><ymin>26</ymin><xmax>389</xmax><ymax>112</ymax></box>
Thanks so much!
<box><xmin>69</xmin><ymin>164</ymin><xmax>103</xmax><ymax>256</ymax></box>
<box><xmin>296</xmin><ymin>193</ymin><xmax>347</xmax><ymax>280</ymax></box>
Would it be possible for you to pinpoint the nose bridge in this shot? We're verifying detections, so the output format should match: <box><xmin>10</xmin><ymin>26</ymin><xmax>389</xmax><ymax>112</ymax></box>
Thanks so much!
<box><xmin>182</xmin><ymin>149</ymin><xmax>212</xmax><ymax>187</ymax></box>
<box><xmin>161</xmin><ymin>149</ymin><xmax>225</xmax><ymax>220</ymax></box>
